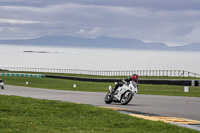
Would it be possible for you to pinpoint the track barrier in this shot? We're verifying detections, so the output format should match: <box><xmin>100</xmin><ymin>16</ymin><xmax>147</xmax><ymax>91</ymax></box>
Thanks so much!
<box><xmin>0</xmin><ymin>73</ymin><xmax>45</xmax><ymax>78</ymax></box>
<box><xmin>46</xmin><ymin>75</ymin><xmax>200</xmax><ymax>86</ymax></box>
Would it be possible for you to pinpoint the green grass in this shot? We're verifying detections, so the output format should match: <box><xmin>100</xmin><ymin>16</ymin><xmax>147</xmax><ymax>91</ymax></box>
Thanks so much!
<box><xmin>139</xmin><ymin>84</ymin><xmax>200</xmax><ymax>97</ymax></box>
<box><xmin>1</xmin><ymin>76</ymin><xmax>110</xmax><ymax>92</ymax></box>
<box><xmin>0</xmin><ymin>95</ymin><xmax>198</xmax><ymax>133</ymax></box>
<box><xmin>1</xmin><ymin>76</ymin><xmax>200</xmax><ymax>97</ymax></box>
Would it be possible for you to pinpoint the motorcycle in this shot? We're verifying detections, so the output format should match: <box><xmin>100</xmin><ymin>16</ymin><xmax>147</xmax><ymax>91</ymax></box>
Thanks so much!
<box><xmin>104</xmin><ymin>81</ymin><xmax>138</xmax><ymax>105</ymax></box>
<box><xmin>0</xmin><ymin>81</ymin><xmax>4</xmax><ymax>89</ymax></box>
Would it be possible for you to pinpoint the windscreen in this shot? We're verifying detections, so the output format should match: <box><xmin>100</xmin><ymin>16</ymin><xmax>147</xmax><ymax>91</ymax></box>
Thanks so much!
<box><xmin>131</xmin><ymin>81</ymin><xmax>137</xmax><ymax>88</ymax></box>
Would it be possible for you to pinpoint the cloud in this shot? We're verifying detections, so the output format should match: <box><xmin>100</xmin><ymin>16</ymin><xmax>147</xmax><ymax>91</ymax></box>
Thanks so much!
<box><xmin>0</xmin><ymin>18</ymin><xmax>43</xmax><ymax>24</ymax></box>
<box><xmin>75</xmin><ymin>27</ymin><xmax>104</xmax><ymax>38</ymax></box>
<box><xmin>1</xmin><ymin>0</ymin><xmax>200</xmax><ymax>45</ymax></box>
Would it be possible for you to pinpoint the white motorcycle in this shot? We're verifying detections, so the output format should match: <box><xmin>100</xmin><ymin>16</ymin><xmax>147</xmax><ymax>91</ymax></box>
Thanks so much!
<box><xmin>104</xmin><ymin>81</ymin><xmax>138</xmax><ymax>105</ymax></box>
<box><xmin>0</xmin><ymin>80</ymin><xmax>4</xmax><ymax>89</ymax></box>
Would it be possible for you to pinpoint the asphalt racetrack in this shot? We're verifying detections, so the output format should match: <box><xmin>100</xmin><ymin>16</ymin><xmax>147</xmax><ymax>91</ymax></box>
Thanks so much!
<box><xmin>1</xmin><ymin>85</ymin><xmax>200</xmax><ymax>122</ymax></box>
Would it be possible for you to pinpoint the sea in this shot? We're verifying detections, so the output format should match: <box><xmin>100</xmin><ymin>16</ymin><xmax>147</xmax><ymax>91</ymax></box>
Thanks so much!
<box><xmin>0</xmin><ymin>44</ymin><xmax>200</xmax><ymax>74</ymax></box>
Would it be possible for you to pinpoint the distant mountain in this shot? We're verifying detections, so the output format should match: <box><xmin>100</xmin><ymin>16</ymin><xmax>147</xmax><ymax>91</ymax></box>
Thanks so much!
<box><xmin>171</xmin><ymin>43</ymin><xmax>200</xmax><ymax>51</ymax></box>
<box><xmin>0</xmin><ymin>36</ymin><xmax>199</xmax><ymax>51</ymax></box>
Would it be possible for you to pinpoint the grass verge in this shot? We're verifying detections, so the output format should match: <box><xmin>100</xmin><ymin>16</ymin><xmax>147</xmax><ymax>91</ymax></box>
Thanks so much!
<box><xmin>1</xmin><ymin>76</ymin><xmax>200</xmax><ymax>97</ymax></box>
<box><xmin>0</xmin><ymin>95</ymin><xmax>198</xmax><ymax>133</ymax></box>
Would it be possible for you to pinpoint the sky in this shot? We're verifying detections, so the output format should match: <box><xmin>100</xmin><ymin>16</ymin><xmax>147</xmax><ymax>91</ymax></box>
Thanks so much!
<box><xmin>0</xmin><ymin>0</ymin><xmax>200</xmax><ymax>46</ymax></box>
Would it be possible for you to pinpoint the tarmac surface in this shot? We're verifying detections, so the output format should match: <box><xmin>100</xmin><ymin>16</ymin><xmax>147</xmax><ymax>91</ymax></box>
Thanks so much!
<box><xmin>1</xmin><ymin>85</ymin><xmax>200</xmax><ymax>130</ymax></box>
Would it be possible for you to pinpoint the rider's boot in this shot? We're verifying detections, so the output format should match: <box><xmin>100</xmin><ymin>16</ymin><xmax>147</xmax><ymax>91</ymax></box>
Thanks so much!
<box><xmin>110</xmin><ymin>87</ymin><xmax>117</xmax><ymax>95</ymax></box>
<box><xmin>109</xmin><ymin>82</ymin><xmax>119</xmax><ymax>95</ymax></box>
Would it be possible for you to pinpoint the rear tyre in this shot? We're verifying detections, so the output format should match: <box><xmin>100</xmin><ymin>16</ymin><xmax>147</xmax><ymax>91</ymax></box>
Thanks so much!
<box><xmin>104</xmin><ymin>93</ymin><xmax>113</xmax><ymax>104</ymax></box>
<box><xmin>1</xmin><ymin>86</ymin><xmax>4</xmax><ymax>89</ymax></box>
<box><xmin>121</xmin><ymin>92</ymin><xmax>133</xmax><ymax>105</ymax></box>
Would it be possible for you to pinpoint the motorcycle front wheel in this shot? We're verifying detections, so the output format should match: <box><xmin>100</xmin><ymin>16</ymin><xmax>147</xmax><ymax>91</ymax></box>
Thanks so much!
<box><xmin>121</xmin><ymin>92</ymin><xmax>133</xmax><ymax>105</ymax></box>
<box><xmin>104</xmin><ymin>93</ymin><xmax>113</xmax><ymax>104</ymax></box>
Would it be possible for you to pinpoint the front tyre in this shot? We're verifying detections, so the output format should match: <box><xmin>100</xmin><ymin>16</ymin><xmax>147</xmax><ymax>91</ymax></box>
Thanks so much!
<box><xmin>121</xmin><ymin>92</ymin><xmax>133</xmax><ymax>105</ymax></box>
<box><xmin>104</xmin><ymin>93</ymin><xmax>113</xmax><ymax>104</ymax></box>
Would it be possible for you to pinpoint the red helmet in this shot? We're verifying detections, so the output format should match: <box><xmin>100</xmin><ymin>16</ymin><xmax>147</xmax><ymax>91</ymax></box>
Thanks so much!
<box><xmin>132</xmin><ymin>74</ymin><xmax>139</xmax><ymax>81</ymax></box>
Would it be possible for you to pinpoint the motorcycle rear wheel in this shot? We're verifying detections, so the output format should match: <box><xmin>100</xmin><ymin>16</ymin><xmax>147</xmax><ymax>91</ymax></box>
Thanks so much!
<box><xmin>1</xmin><ymin>85</ymin><xmax>4</xmax><ymax>89</ymax></box>
<box><xmin>121</xmin><ymin>92</ymin><xmax>133</xmax><ymax>105</ymax></box>
<box><xmin>104</xmin><ymin>93</ymin><xmax>113</xmax><ymax>104</ymax></box>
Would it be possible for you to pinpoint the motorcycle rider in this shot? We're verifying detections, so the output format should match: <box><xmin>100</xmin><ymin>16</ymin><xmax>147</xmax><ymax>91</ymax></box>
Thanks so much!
<box><xmin>110</xmin><ymin>74</ymin><xmax>139</xmax><ymax>94</ymax></box>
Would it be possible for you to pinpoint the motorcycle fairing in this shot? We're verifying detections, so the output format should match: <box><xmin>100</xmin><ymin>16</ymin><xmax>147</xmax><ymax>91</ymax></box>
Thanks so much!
<box><xmin>114</xmin><ymin>84</ymin><xmax>129</xmax><ymax>101</ymax></box>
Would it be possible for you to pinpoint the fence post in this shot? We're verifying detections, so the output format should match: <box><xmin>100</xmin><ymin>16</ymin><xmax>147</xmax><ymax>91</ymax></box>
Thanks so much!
<box><xmin>182</xmin><ymin>70</ymin><xmax>185</xmax><ymax>77</ymax></box>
